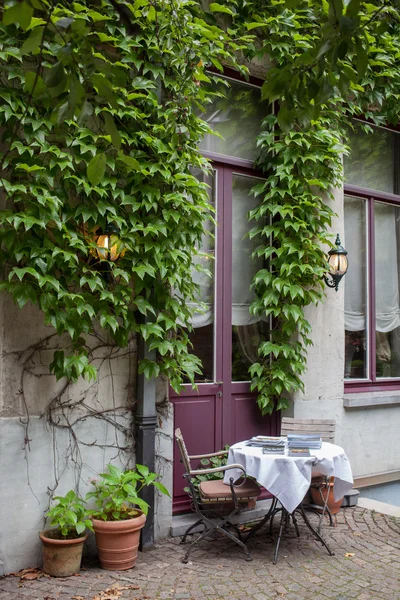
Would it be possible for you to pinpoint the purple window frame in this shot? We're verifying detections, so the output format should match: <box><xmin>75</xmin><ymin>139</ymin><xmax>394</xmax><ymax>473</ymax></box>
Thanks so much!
<box><xmin>344</xmin><ymin>184</ymin><xmax>400</xmax><ymax>393</ymax></box>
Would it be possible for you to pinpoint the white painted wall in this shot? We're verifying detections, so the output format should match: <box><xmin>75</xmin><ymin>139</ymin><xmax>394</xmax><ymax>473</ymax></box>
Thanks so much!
<box><xmin>0</xmin><ymin>297</ymin><xmax>136</xmax><ymax>574</ymax></box>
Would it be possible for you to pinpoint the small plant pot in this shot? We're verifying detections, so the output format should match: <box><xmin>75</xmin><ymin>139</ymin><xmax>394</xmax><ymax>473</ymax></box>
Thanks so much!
<box><xmin>92</xmin><ymin>511</ymin><xmax>146</xmax><ymax>571</ymax></box>
<box><xmin>39</xmin><ymin>530</ymin><xmax>87</xmax><ymax>577</ymax></box>
<box><xmin>310</xmin><ymin>482</ymin><xmax>343</xmax><ymax>515</ymax></box>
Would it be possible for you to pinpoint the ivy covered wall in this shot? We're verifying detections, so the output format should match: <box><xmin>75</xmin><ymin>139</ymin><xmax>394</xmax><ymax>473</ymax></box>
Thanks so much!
<box><xmin>1</xmin><ymin>0</ymin><xmax>400</xmax><ymax>572</ymax></box>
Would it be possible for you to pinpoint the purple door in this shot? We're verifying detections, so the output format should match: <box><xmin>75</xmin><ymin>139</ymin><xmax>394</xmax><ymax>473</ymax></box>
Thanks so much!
<box><xmin>170</xmin><ymin>165</ymin><xmax>280</xmax><ymax>513</ymax></box>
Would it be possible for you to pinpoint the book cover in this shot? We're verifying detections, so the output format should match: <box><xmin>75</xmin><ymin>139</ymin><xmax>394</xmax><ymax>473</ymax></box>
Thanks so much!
<box><xmin>288</xmin><ymin>447</ymin><xmax>311</xmax><ymax>457</ymax></box>
<box><xmin>262</xmin><ymin>446</ymin><xmax>285</xmax><ymax>454</ymax></box>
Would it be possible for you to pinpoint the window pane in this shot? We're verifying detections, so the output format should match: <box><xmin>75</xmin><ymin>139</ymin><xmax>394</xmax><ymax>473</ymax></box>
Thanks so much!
<box><xmin>344</xmin><ymin>122</ymin><xmax>400</xmax><ymax>194</ymax></box>
<box><xmin>199</xmin><ymin>77</ymin><xmax>266</xmax><ymax>162</ymax></box>
<box><xmin>375</xmin><ymin>202</ymin><xmax>400</xmax><ymax>378</ymax></box>
<box><xmin>344</xmin><ymin>196</ymin><xmax>368</xmax><ymax>379</ymax></box>
<box><xmin>231</xmin><ymin>174</ymin><xmax>268</xmax><ymax>381</ymax></box>
<box><xmin>184</xmin><ymin>171</ymin><xmax>216</xmax><ymax>383</ymax></box>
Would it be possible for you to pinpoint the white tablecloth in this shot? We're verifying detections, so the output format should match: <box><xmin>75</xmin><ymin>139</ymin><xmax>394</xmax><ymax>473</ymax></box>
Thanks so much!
<box><xmin>224</xmin><ymin>441</ymin><xmax>354</xmax><ymax>514</ymax></box>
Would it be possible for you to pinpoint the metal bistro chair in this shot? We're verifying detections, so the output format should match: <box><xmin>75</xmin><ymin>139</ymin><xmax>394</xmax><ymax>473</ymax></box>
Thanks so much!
<box><xmin>175</xmin><ymin>428</ymin><xmax>261</xmax><ymax>564</ymax></box>
<box><xmin>280</xmin><ymin>417</ymin><xmax>337</xmax><ymax>532</ymax></box>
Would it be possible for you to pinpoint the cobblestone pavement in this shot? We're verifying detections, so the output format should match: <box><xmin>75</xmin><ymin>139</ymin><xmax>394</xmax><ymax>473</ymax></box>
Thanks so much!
<box><xmin>1</xmin><ymin>508</ymin><xmax>399</xmax><ymax>600</ymax></box>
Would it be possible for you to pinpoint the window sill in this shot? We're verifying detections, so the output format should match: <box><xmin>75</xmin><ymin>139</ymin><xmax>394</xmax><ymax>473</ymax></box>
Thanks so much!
<box><xmin>343</xmin><ymin>390</ymin><xmax>400</xmax><ymax>409</ymax></box>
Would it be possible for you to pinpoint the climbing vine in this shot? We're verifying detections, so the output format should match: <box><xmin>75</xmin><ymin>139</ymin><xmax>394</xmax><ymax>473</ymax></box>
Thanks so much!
<box><xmin>0</xmin><ymin>0</ymin><xmax>249</xmax><ymax>391</ymax></box>
<box><xmin>230</xmin><ymin>0</ymin><xmax>400</xmax><ymax>414</ymax></box>
<box><xmin>1</xmin><ymin>0</ymin><xmax>400</xmax><ymax>416</ymax></box>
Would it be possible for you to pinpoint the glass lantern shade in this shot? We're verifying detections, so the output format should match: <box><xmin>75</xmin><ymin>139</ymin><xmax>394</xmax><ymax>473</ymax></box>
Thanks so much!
<box><xmin>328</xmin><ymin>251</ymin><xmax>348</xmax><ymax>277</ymax></box>
<box><xmin>95</xmin><ymin>225</ymin><xmax>122</xmax><ymax>262</ymax></box>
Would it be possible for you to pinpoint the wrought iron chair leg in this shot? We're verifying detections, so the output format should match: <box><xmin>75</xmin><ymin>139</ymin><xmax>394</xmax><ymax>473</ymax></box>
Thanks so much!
<box><xmin>273</xmin><ymin>507</ymin><xmax>287</xmax><ymax>564</ymax></box>
<box><xmin>180</xmin><ymin>519</ymin><xmax>206</xmax><ymax>544</ymax></box>
<box><xmin>298</xmin><ymin>504</ymin><xmax>334</xmax><ymax>556</ymax></box>
<box><xmin>246</xmin><ymin>497</ymin><xmax>278</xmax><ymax>543</ymax></box>
<box><xmin>227</xmin><ymin>521</ymin><xmax>245</xmax><ymax>542</ymax></box>
<box><xmin>215</xmin><ymin>522</ymin><xmax>252</xmax><ymax>561</ymax></box>
<box><xmin>182</xmin><ymin>519</ymin><xmax>215</xmax><ymax>564</ymax></box>
<box><xmin>181</xmin><ymin>509</ymin><xmax>252</xmax><ymax>564</ymax></box>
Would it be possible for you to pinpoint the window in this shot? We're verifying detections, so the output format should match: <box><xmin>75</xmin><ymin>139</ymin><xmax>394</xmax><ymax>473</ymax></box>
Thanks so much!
<box><xmin>184</xmin><ymin>72</ymin><xmax>270</xmax><ymax>384</ymax></box>
<box><xmin>344</xmin><ymin>122</ymin><xmax>400</xmax><ymax>388</ymax></box>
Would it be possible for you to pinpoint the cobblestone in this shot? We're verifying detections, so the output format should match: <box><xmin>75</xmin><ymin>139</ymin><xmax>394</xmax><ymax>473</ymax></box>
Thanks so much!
<box><xmin>0</xmin><ymin>508</ymin><xmax>399</xmax><ymax>600</ymax></box>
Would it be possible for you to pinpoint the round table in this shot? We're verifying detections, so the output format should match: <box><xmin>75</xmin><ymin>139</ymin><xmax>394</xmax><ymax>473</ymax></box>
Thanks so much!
<box><xmin>224</xmin><ymin>441</ymin><xmax>354</xmax><ymax>514</ymax></box>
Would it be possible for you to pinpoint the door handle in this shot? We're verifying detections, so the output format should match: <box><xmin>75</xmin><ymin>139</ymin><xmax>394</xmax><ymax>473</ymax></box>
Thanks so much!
<box><xmin>216</xmin><ymin>381</ymin><xmax>223</xmax><ymax>386</ymax></box>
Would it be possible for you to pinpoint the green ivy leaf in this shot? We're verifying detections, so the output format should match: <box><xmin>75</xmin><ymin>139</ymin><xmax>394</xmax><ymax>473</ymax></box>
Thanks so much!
<box><xmin>20</xmin><ymin>26</ymin><xmax>43</xmax><ymax>55</ymax></box>
<box><xmin>209</xmin><ymin>3</ymin><xmax>234</xmax><ymax>15</ymax></box>
<box><xmin>87</xmin><ymin>153</ymin><xmax>106</xmax><ymax>186</ymax></box>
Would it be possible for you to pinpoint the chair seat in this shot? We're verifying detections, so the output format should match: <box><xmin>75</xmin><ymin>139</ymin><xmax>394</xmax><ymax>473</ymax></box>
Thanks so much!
<box><xmin>199</xmin><ymin>479</ymin><xmax>261</xmax><ymax>502</ymax></box>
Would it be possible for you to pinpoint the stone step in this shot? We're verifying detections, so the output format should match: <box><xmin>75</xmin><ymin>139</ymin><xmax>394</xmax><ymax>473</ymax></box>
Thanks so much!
<box><xmin>170</xmin><ymin>499</ymin><xmax>273</xmax><ymax>537</ymax></box>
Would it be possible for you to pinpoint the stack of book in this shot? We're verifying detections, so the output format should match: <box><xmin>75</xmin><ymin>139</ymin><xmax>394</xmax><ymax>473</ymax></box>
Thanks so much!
<box><xmin>246</xmin><ymin>436</ymin><xmax>286</xmax><ymax>454</ymax></box>
<box><xmin>287</xmin><ymin>433</ymin><xmax>322</xmax><ymax>457</ymax></box>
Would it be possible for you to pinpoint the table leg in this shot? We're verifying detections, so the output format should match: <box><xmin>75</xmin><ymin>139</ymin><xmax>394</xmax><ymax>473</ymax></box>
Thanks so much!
<box><xmin>298</xmin><ymin>504</ymin><xmax>334</xmax><ymax>556</ymax></box>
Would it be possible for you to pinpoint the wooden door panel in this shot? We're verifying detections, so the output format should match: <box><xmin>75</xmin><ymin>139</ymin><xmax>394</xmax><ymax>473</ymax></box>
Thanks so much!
<box><xmin>228</xmin><ymin>392</ymin><xmax>280</xmax><ymax>447</ymax></box>
<box><xmin>172</xmin><ymin>393</ymin><xmax>219</xmax><ymax>513</ymax></box>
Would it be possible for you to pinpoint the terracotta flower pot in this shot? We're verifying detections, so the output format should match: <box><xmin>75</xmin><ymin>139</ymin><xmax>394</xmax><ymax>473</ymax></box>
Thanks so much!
<box><xmin>92</xmin><ymin>511</ymin><xmax>146</xmax><ymax>571</ymax></box>
<box><xmin>310</xmin><ymin>481</ymin><xmax>343</xmax><ymax>515</ymax></box>
<box><xmin>39</xmin><ymin>530</ymin><xmax>87</xmax><ymax>577</ymax></box>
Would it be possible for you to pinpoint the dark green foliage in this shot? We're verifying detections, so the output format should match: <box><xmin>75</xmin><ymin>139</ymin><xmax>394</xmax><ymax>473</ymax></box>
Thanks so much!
<box><xmin>1</xmin><ymin>0</ymin><xmax>400</xmax><ymax>416</ymax></box>
<box><xmin>0</xmin><ymin>0</ymin><xmax>247</xmax><ymax>389</ymax></box>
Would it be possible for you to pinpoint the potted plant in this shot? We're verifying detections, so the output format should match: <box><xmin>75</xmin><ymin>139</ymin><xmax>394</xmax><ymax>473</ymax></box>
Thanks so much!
<box><xmin>87</xmin><ymin>464</ymin><xmax>169</xmax><ymax>571</ymax></box>
<box><xmin>39</xmin><ymin>490</ymin><xmax>93</xmax><ymax>577</ymax></box>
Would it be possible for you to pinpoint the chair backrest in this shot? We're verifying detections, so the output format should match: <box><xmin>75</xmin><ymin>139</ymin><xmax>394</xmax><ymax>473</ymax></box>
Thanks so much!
<box><xmin>280</xmin><ymin>417</ymin><xmax>336</xmax><ymax>443</ymax></box>
<box><xmin>175</xmin><ymin>428</ymin><xmax>192</xmax><ymax>474</ymax></box>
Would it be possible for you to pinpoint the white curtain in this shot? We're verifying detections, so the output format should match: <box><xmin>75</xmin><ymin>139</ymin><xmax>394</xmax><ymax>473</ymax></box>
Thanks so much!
<box><xmin>188</xmin><ymin>175</ymin><xmax>263</xmax><ymax>328</ymax></box>
<box><xmin>231</xmin><ymin>175</ymin><xmax>263</xmax><ymax>326</ymax></box>
<box><xmin>345</xmin><ymin>200</ymin><xmax>400</xmax><ymax>333</ymax></box>
<box><xmin>187</xmin><ymin>215</ymin><xmax>215</xmax><ymax>328</ymax></box>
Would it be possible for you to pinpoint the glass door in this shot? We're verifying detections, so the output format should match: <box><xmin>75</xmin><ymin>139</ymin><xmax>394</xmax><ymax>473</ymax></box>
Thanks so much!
<box><xmin>170</xmin><ymin>166</ymin><xmax>279</xmax><ymax>512</ymax></box>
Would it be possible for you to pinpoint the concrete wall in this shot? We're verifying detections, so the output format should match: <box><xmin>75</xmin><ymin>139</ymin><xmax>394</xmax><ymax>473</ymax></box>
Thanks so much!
<box><xmin>291</xmin><ymin>185</ymin><xmax>400</xmax><ymax>481</ymax></box>
<box><xmin>154</xmin><ymin>377</ymin><xmax>173</xmax><ymax>540</ymax></box>
<box><xmin>0</xmin><ymin>296</ymin><xmax>137</xmax><ymax>575</ymax></box>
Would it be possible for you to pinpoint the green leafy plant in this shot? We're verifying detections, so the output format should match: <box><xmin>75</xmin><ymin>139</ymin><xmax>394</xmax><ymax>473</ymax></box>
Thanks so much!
<box><xmin>86</xmin><ymin>464</ymin><xmax>170</xmax><ymax>521</ymax></box>
<box><xmin>46</xmin><ymin>490</ymin><xmax>93</xmax><ymax>539</ymax></box>
<box><xmin>0</xmin><ymin>0</ymin><xmax>249</xmax><ymax>392</ymax></box>
<box><xmin>184</xmin><ymin>448</ymin><xmax>229</xmax><ymax>495</ymax></box>
<box><xmin>0</xmin><ymin>0</ymin><xmax>400</xmax><ymax>418</ymax></box>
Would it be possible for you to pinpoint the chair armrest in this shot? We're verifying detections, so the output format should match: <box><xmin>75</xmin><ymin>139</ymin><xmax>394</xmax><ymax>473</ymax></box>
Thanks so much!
<box><xmin>188</xmin><ymin>463</ymin><xmax>245</xmax><ymax>478</ymax></box>
<box><xmin>189</xmin><ymin>450</ymin><xmax>229</xmax><ymax>460</ymax></box>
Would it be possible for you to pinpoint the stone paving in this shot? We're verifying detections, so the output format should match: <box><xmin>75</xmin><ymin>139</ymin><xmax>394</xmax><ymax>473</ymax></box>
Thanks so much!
<box><xmin>1</xmin><ymin>507</ymin><xmax>399</xmax><ymax>600</ymax></box>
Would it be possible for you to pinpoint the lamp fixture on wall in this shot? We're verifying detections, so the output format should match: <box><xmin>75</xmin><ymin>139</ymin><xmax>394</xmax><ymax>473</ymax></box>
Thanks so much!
<box><xmin>95</xmin><ymin>223</ymin><xmax>123</xmax><ymax>282</ymax></box>
<box><xmin>95</xmin><ymin>223</ymin><xmax>122</xmax><ymax>263</ymax></box>
<box><xmin>324</xmin><ymin>233</ymin><xmax>348</xmax><ymax>292</ymax></box>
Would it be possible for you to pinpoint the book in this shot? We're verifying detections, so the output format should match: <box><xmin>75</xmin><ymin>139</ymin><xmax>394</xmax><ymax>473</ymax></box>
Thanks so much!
<box><xmin>287</xmin><ymin>434</ymin><xmax>322</xmax><ymax>449</ymax></box>
<box><xmin>288</xmin><ymin>447</ymin><xmax>311</xmax><ymax>457</ymax></box>
<box><xmin>253</xmin><ymin>436</ymin><xmax>286</xmax><ymax>443</ymax></box>
<box><xmin>262</xmin><ymin>445</ymin><xmax>285</xmax><ymax>455</ymax></box>
<box><xmin>250</xmin><ymin>436</ymin><xmax>286</xmax><ymax>447</ymax></box>
<box><xmin>287</xmin><ymin>433</ymin><xmax>321</xmax><ymax>440</ymax></box>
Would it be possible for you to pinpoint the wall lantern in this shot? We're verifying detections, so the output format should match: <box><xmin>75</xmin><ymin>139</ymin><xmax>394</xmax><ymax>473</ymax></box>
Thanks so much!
<box><xmin>324</xmin><ymin>233</ymin><xmax>348</xmax><ymax>292</ymax></box>
<box><xmin>95</xmin><ymin>224</ymin><xmax>124</xmax><ymax>281</ymax></box>
<box><xmin>95</xmin><ymin>223</ymin><xmax>122</xmax><ymax>263</ymax></box>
